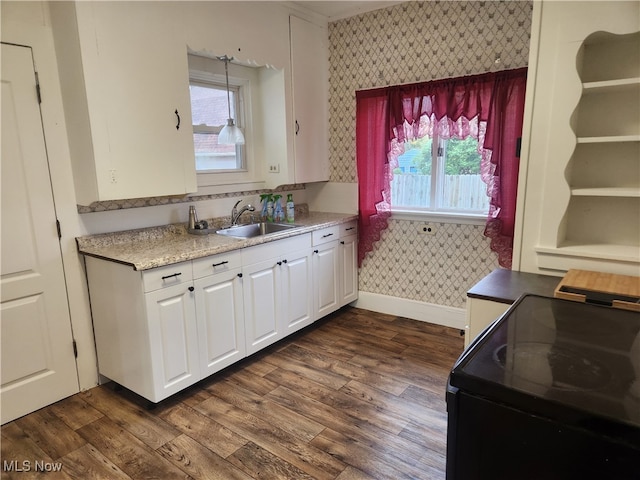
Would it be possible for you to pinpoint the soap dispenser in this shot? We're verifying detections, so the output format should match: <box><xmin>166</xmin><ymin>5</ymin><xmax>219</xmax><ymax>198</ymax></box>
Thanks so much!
<box><xmin>188</xmin><ymin>205</ymin><xmax>198</xmax><ymax>230</ymax></box>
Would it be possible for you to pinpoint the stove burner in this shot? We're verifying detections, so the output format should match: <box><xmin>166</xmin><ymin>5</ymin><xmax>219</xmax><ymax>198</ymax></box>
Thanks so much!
<box><xmin>493</xmin><ymin>342</ymin><xmax>613</xmax><ymax>391</ymax></box>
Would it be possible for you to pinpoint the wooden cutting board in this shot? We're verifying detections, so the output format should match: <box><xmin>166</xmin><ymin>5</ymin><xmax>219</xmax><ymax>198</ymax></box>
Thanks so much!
<box><xmin>554</xmin><ymin>269</ymin><xmax>640</xmax><ymax>312</ymax></box>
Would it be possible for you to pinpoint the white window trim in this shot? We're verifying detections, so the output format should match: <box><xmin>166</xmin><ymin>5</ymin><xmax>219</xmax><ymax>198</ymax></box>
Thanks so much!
<box><xmin>392</xmin><ymin>209</ymin><xmax>487</xmax><ymax>225</ymax></box>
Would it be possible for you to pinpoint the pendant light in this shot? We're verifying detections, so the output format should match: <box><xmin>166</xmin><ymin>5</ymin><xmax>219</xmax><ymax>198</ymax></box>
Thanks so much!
<box><xmin>217</xmin><ymin>55</ymin><xmax>245</xmax><ymax>145</ymax></box>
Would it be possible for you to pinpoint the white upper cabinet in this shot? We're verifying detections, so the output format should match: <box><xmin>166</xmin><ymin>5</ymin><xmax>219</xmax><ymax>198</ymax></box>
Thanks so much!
<box><xmin>51</xmin><ymin>3</ymin><xmax>329</xmax><ymax>202</ymax></box>
<box><xmin>516</xmin><ymin>0</ymin><xmax>640</xmax><ymax>276</ymax></box>
<box><xmin>51</xmin><ymin>1</ymin><xmax>197</xmax><ymax>205</ymax></box>
<box><xmin>290</xmin><ymin>15</ymin><xmax>329</xmax><ymax>184</ymax></box>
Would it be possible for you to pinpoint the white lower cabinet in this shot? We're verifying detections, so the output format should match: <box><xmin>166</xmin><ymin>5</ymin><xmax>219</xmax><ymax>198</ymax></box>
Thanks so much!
<box><xmin>242</xmin><ymin>234</ymin><xmax>313</xmax><ymax>354</ymax></box>
<box><xmin>192</xmin><ymin>253</ymin><xmax>245</xmax><ymax>377</ymax></box>
<box><xmin>313</xmin><ymin>239</ymin><xmax>340</xmax><ymax>318</ymax></box>
<box><xmin>242</xmin><ymin>257</ymin><xmax>281</xmax><ymax>355</ymax></box>
<box><xmin>312</xmin><ymin>221</ymin><xmax>359</xmax><ymax>319</ymax></box>
<box><xmin>339</xmin><ymin>233</ymin><xmax>358</xmax><ymax>306</ymax></box>
<box><xmin>86</xmin><ymin>226</ymin><xmax>356</xmax><ymax>403</ymax></box>
<box><xmin>145</xmin><ymin>282</ymin><xmax>200</xmax><ymax>400</ymax></box>
<box><xmin>280</xmin><ymin>247</ymin><xmax>314</xmax><ymax>336</ymax></box>
<box><xmin>464</xmin><ymin>297</ymin><xmax>510</xmax><ymax>348</ymax></box>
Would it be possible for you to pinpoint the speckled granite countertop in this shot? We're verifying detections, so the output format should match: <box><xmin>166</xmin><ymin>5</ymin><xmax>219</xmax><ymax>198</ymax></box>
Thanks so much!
<box><xmin>76</xmin><ymin>212</ymin><xmax>358</xmax><ymax>271</ymax></box>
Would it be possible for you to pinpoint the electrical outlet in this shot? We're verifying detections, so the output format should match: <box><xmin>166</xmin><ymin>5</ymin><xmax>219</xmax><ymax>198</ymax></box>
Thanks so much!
<box><xmin>110</xmin><ymin>169</ymin><xmax>117</xmax><ymax>184</ymax></box>
<box><xmin>268</xmin><ymin>164</ymin><xmax>280</xmax><ymax>173</ymax></box>
<box><xmin>419</xmin><ymin>224</ymin><xmax>436</xmax><ymax>235</ymax></box>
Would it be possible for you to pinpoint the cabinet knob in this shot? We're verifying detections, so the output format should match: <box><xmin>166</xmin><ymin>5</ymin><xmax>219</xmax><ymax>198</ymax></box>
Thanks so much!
<box><xmin>188</xmin><ymin>286</ymin><xmax>194</xmax><ymax>292</ymax></box>
<box><xmin>282</xmin><ymin>259</ymin><xmax>288</xmax><ymax>264</ymax></box>
<box><xmin>313</xmin><ymin>249</ymin><xmax>319</xmax><ymax>254</ymax></box>
<box><xmin>237</xmin><ymin>273</ymin><xmax>243</xmax><ymax>278</ymax></box>
<box><xmin>340</xmin><ymin>241</ymin><xmax>345</xmax><ymax>244</ymax></box>
<box><xmin>277</xmin><ymin>261</ymin><xmax>282</xmax><ymax>266</ymax></box>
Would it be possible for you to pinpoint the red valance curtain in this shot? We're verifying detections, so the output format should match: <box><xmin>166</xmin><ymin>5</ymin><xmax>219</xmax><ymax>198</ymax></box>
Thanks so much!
<box><xmin>356</xmin><ymin>67</ymin><xmax>527</xmax><ymax>268</ymax></box>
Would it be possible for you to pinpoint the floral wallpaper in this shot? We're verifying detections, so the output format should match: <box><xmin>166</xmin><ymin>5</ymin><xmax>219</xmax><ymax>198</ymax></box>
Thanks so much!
<box><xmin>329</xmin><ymin>0</ymin><xmax>533</xmax><ymax>308</ymax></box>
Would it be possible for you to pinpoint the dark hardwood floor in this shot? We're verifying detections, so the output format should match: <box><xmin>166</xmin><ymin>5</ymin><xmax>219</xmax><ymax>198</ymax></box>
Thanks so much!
<box><xmin>1</xmin><ymin>306</ymin><xmax>464</xmax><ymax>479</ymax></box>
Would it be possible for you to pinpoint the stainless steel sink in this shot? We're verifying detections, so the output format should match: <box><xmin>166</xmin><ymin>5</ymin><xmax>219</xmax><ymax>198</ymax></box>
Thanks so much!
<box><xmin>216</xmin><ymin>222</ymin><xmax>300</xmax><ymax>238</ymax></box>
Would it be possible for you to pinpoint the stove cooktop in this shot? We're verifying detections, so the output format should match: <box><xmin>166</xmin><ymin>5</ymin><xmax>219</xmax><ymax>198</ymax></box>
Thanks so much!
<box><xmin>451</xmin><ymin>295</ymin><xmax>640</xmax><ymax>431</ymax></box>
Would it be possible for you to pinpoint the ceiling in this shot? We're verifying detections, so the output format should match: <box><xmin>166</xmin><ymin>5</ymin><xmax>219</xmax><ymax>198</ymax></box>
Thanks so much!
<box><xmin>289</xmin><ymin>1</ymin><xmax>404</xmax><ymax>21</ymax></box>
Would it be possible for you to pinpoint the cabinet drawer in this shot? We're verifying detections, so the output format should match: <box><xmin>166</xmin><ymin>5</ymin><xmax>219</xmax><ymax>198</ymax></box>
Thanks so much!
<box><xmin>242</xmin><ymin>234</ymin><xmax>311</xmax><ymax>265</ymax></box>
<box><xmin>312</xmin><ymin>225</ymin><xmax>340</xmax><ymax>246</ymax></box>
<box><xmin>142</xmin><ymin>262</ymin><xmax>193</xmax><ymax>292</ymax></box>
<box><xmin>340</xmin><ymin>221</ymin><xmax>357</xmax><ymax>237</ymax></box>
<box><xmin>192</xmin><ymin>251</ymin><xmax>242</xmax><ymax>279</ymax></box>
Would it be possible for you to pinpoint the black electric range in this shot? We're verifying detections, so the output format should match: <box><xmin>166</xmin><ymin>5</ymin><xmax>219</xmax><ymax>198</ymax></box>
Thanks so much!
<box><xmin>446</xmin><ymin>294</ymin><xmax>640</xmax><ymax>480</ymax></box>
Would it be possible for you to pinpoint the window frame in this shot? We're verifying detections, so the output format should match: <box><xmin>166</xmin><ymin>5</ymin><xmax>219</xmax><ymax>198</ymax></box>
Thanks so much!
<box><xmin>188</xmin><ymin>53</ymin><xmax>264</xmax><ymax>194</ymax></box>
<box><xmin>190</xmin><ymin>76</ymin><xmax>247</xmax><ymax>173</ymax></box>
<box><xmin>391</xmin><ymin>132</ymin><xmax>489</xmax><ymax>225</ymax></box>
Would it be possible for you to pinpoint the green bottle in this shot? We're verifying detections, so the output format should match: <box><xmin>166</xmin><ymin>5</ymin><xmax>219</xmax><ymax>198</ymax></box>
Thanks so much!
<box><xmin>286</xmin><ymin>194</ymin><xmax>295</xmax><ymax>223</ymax></box>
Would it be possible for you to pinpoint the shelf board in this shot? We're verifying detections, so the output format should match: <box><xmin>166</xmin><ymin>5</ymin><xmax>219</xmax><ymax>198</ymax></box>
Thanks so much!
<box><xmin>582</xmin><ymin>77</ymin><xmax>640</xmax><ymax>93</ymax></box>
<box><xmin>571</xmin><ymin>187</ymin><xmax>640</xmax><ymax>197</ymax></box>
<box><xmin>577</xmin><ymin>135</ymin><xmax>640</xmax><ymax>144</ymax></box>
<box><xmin>536</xmin><ymin>243</ymin><xmax>640</xmax><ymax>264</ymax></box>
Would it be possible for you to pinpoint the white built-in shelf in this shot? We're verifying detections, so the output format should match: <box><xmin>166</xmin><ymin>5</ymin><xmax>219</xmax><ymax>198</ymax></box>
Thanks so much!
<box><xmin>577</xmin><ymin>135</ymin><xmax>640</xmax><ymax>144</ymax></box>
<box><xmin>571</xmin><ymin>187</ymin><xmax>640</xmax><ymax>197</ymax></box>
<box><xmin>536</xmin><ymin>243</ymin><xmax>640</xmax><ymax>264</ymax></box>
<box><xmin>582</xmin><ymin>77</ymin><xmax>640</xmax><ymax>93</ymax></box>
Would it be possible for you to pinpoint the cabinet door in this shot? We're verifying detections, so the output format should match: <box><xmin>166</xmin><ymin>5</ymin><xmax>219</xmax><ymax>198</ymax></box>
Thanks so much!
<box><xmin>313</xmin><ymin>241</ymin><xmax>340</xmax><ymax>318</ymax></box>
<box><xmin>465</xmin><ymin>298</ymin><xmax>510</xmax><ymax>348</ymax></box>
<box><xmin>145</xmin><ymin>283</ymin><xmax>200</xmax><ymax>402</ymax></box>
<box><xmin>280</xmin><ymin>248</ymin><xmax>314</xmax><ymax>335</ymax></box>
<box><xmin>339</xmin><ymin>234</ymin><xmax>358</xmax><ymax>306</ymax></box>
<box><xmin>73</xmin><ymin>2</ymin><xmax>196</xmax><ymax>202</ymax></box>
<box><xmin>194</xmin><ymin>269</ymin><xmax>245</xmax><ymax>377</ymax></box>
<box><xmin>242</xmin><ymin>258</ymin><xmax>281</xmax><ymax>355</ymax></box>
<box><xmin>290</xmin><ymin>15</ymin><xmax>329</xmax><ymax>183</ymax></box>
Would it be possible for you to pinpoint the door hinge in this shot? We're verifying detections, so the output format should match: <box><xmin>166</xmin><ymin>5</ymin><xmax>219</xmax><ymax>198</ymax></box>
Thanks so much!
<box><xmin>72</xmin><ymin>340</ymin><xmax>78</xmax><ymax>358</ymax></box>
<box><xmin>56</xmin><ymin>219</ymin><xmax>62</xmax><ymax>239</ymax></box>
<box><xmin>35</xmin><ymin>71</ymin><xmax>42</xmax><ymax>104</ymax></box>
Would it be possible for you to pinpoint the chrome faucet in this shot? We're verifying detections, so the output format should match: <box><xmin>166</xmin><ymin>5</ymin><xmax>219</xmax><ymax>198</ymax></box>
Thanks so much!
<box><xmin>230</xmin><ymin>200</ymin><xmax>255</xmax><ymax>226</ymax></box>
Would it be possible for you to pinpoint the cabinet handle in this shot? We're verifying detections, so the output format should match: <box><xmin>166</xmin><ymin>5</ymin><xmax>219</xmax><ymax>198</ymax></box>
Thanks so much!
<box><xmin>322</xmin><ymin>233</ymin><xmax>334</xmax><ymax>238</ymax></box>
<box><xmin>295</xmin><ymin>120</ymin><xmax>300</xmax><ymax>135</ymax></box>
<box><xmin>212</xmin><ymin>261</ymin><xmax>229</xmax><ymax>268</ymax></box>
<box><xmin>237</xmin><ymin>273</ymin><xmax>243</xmax><ymax>278</ymax></box>
<box><xmin>175</xmin><ymin>109</ymin><xmax>180</xmax><ymax>130</ymax></box>
<box><xmin>345</xmin><ymin>227</ymin><xmax>355</xmax><ymax>231</ymax></box>
<box><xmin>162</xmin><ymin>272</ymin><xmax>182</xmax><ymax>280</ymax></box>
<box><xmin>188</xmin><ymin>286</ymin><xmax>194</xmax><ymax>292</ymax></box>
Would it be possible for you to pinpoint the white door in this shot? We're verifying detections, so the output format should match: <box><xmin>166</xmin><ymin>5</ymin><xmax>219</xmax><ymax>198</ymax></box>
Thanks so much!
<box><xmin>145</xmin><ymin>284</ymin><xmax>200</xmax><ymax>402</ymax></box>
<box><xmin>243</xmin><ymin>259</ymin><xmax>281</xmax><ymax>355</ymax></box>
<box><xmin>280</xmin><ymin>249</ymin><xmax>314</xmax><ymax>334</ymax></box>
<box><xmin>314</xmin><ymin>242</ymin><xmax>340</xmax><ymax>318</ymax></box>
<box><xmin>339</xmin><ymin>234</ymin><xmax>358</xmax><ymax>306</ymax></box>
<box><xmin>194</xmin><ymin>269</ymin><xmax>245</xmax><ymax>377</ymax></box>
<box><xmin>1</xmin><ymin>43</ymin><xmax>79</xmax><ymax>424</ymax></box>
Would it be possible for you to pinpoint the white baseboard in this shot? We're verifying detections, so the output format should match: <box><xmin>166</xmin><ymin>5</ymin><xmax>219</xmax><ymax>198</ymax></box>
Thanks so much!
<box><xmin>352</xmin><ymin>291</ymin><xmax>466</xmax><ymax>330</ymax></box>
